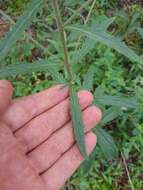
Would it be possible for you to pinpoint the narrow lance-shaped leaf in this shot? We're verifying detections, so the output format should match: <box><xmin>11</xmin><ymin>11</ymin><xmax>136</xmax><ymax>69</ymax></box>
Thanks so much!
<box><xmin>0</xmin><ymin>0</ymin><xmax>44</xmax><ymax>61</ymax></box>
<box><xmin>67</xmin><ymin>23</ymin><xmax>143</xmax><ymax>65</ymax></box>
<box><xmin>75</xmin><ymin>38</ymin><xmax>96</xmax><ymax>63</ymax></box>
<box><xmin>101</xmin><ymin>106</ymin><xmax>122</xmax><ymax>126</ymax></box>
<box><xmin>95</xmin><ymin>94</ymin><xmax>138</xmax><ymax>109</ymax></box>
<box><xmin>93</xmin><ymin>126</ymin><xmax>118</xmax><ymax>160</ymax></box>
<box><xmin>93</xmin><ymin>107</ymin><xmax>120</xmax><ymax>160</ymax></box>
<box><xmin>80</xmin><ymin>106</ymin><xmax>121</xmax><ymax>172</ymax></box>
<box><xmin>125</xmin><ymin>12</ymin><xmax>140</xmax><ymax>35</ymax></box>
<box><xmin>91</xmin><ymin>17</ymin><xmax>115</xmax><ymax>31</ymax></box>
<box><xmin>70</xmin><ymin>86</ymin><xmax>87</xmax><ymax>157</ymax></box>
<box><xmin>47</xmin><ymin>67</ymin><xmax>65</xmax><ymax>84</ymax></box>
<box><xmin>74</xmin><ymin>17</ymin><xmax>115</xmax><ymax>63</ymax></box>
<box><xmin>137</xmin><ymin>27</ymin><xmax>143</xmax><ymax>38</ymax></box>
<box><xmin>82</xmin><ymin>65</ymin><xmax>95</xmax><ymax>91</ymax></box>
<box><xmin>79</xmin><ymin>146</ymin><xmax>97</xmax><ymax>174</ymax></box>
<box><xmin>0</xmin><ymin>60</ymin><xmax>64</xmax><ymax>83</ymax></box>
<box><xmin>94</xmin><ymin>86</ymin><xmax>139</xmax><ymax>109</ymax></box>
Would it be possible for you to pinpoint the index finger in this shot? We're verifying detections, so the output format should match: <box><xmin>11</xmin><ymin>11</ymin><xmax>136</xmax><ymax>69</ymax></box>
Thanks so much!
<box><xmin>2</xmin><ymin>85</ymin><xmax>69</xmax><ymax>131</ymax></box>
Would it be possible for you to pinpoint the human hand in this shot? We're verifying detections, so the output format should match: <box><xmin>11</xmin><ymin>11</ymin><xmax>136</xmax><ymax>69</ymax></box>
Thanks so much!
<box><xmin>0</xmin><ymin>80</ymin><xmax>101</xmax><ymax>190</ymax></box>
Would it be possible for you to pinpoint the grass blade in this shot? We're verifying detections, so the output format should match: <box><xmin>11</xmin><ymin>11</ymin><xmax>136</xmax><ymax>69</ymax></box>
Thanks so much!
<box><xmin>70</xmin><ymin>86</ymin><xmax>87</xmax><ymax>157</ymax></box>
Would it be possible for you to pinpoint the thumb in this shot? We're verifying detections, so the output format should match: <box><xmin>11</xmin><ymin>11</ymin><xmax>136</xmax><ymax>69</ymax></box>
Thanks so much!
<box><xmin>0</xmin><ymin>80</ymin><xmax>13</xmax><ymax>114</ymax></box>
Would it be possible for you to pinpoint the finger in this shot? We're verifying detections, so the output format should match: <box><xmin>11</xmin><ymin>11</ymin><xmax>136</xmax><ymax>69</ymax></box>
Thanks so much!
<box><xmin>2</xmin><ymin>85</ymin><xmax>69</xmax><ymax>131</ymax></box>
<box><xmin>0</xmin><ymin>80</ymin><xmax>13</xmax><ymax>114</ymax></box>
<box><xmin>28</xmin><ymin>106</ymin><xmax>101</xmax><ymax>174</ymax></box>
<box><xmin>41</xmin><ymin>132</ymin><xmax>97</xmax><ymax>190</ymax></box>
<box><xmin>15</xmin><ymin>90</ymin><xmax>94</xmax><ymax>152</ymax></box>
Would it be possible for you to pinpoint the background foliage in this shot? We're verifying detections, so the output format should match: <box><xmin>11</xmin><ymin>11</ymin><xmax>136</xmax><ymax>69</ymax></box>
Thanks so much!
<box><xmin>0</xmin><ymin>0</ymin><xmax>143</xmax><ymax>189</ymax></box>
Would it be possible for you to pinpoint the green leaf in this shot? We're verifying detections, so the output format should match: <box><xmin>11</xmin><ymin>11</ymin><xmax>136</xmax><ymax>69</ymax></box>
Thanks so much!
<box><xmin>75</xmin><ymin>38</ymin><xmax>96</xmax><ymax>63</ymax></box>
<box><xmin>137</xmin><ymin>27</ymin><xmax>143</xmax><ymax>38</ymax></box>
<box><xmin>130</xmin><ymin>12</ymin><xmax>140</xmax><ymax>27</ymax></box>
<box><xmin>126</xmin><ymin>12</ymin><xmax>140</xmax><ymax>35</ymax></box>
<box><xmin>80</xmin><ymin>106</ymin><xmax>121</xmax><ymax>170</ymax></box>
<box><xmin>79</xmin><ymin>147</ymin><xmax>96</xmax><ymax>174</ymax></box>
<box><xmin>67</xmin><ymin>21</ymin><xmax>142</xmax><ymax>65</ymax></box>
<box><xmin>92</xmin><ymin>107</ymin><xmax>120</xmax><ymax>160</ymax></box>
<box><xmin>93</xmin><ymin>126</ymin><xmax>118</xmax><ymax>160</ymax></box>
<box><xmin>114</xmin><ymin>10</ymin><xmax>129</xmax><ymax>22</ymax></box>
<box><xmin>70</xmin><ymin>86</ymin><xmax>87</xmax><ymax>157</ymax></box>
<box><xmin>45</xmin><ymin>66</ymin><xmax>66</xmax><ymax>83</ymax></box>
<box><xmin>91</xmin><ymin>16</ymin><xmax>115</xmax><ymax>31</ymax></box>
<box><xmin>0</xmin><ymin>0</ymin><xmax>44</xmax><ymax>61</ymax></box>
<box><xmin>101</xmin><ymin>106</ymin><xmax>122</xmax><ymax>126</ymax></box>
<box><xmin>82</xmin><ymin>65</ymin><xmax>95</xmax><ymax>91</ymax></box>
<box><xmin>95</xmin><ymin>94</ymin><xmax>138</xmax><ymax>109</ymax></box>
<box><xmin>0</xmin><ymin>60</ymin><xmax>61</xmax><ymax>80</ymax></box>
<box><xmin>74</xmin><ymin>17</ymin><xmax>115</xmax><ymax>63</ymax></box>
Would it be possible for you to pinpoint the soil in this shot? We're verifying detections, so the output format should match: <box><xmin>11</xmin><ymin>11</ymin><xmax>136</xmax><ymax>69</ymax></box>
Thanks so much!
<box><xmin>118</xmin><ymin>0</ymin><xmax>143</xmax><ymax>7</ymax></box>
<box><xmin>0</xmin><ymin>18</ymin><xmax>9</xmax><ymax>37</ymax></box>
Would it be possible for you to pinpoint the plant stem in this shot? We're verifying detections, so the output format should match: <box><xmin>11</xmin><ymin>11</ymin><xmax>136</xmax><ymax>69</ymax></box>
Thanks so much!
<box><xmin>73</xmin><ymin>0</ymin><xmax>96</xmax><ymax>63</ymax></box>
<box><xmin>52</xmin><ymin>1</ymin><xmax>87</xmax><ymax>158</ymax></box>
<box><xmin>85</xmin><ymin>0</ymin><xmax>96</xmax><ymax>24</ymax></box>
<box><xmin>52</xmin><ymin>0</ymin><xmax>72</xmax><ymax>84</ymax></box>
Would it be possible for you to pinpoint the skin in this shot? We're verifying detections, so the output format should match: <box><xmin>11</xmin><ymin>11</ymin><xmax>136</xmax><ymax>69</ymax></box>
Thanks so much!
<box><xmin>0</xmin><ymin>80</ymin><xmax>102</xmax><ymax>190</ymax></box>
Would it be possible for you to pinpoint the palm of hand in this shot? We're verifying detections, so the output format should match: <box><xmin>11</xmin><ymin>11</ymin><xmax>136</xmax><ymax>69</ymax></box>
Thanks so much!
<box><xmin>0</xmin><ymin>80</ymin><xmax>101</xmax><ymax>190</ymax></box>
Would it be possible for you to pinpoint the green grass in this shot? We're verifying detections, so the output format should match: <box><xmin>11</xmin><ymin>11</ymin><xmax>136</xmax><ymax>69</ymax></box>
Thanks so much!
<box><xmin>0</xmin><ymin>0</ymin><xmax>143</xmax><ymax>189</ymax></box>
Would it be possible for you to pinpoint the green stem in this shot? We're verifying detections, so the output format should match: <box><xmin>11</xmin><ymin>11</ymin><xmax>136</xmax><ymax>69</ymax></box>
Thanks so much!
<box><xmin>52</xmin><ymin>0</ymin><xmax>72</xmax><ymax>85</ymax></box>
<box><xmin>73</xmin><ymin>0</ymin><xmax>96</xmax><ymax>64</ymax></box>
<box><xmin>52</xmin><ymin>1</ymin><xmax>87</xmax><ymax>157</ymax></box>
